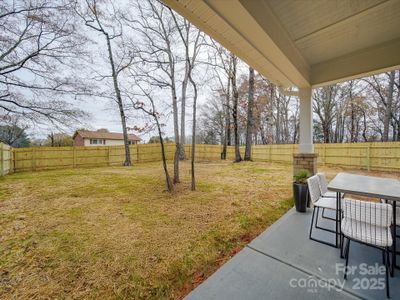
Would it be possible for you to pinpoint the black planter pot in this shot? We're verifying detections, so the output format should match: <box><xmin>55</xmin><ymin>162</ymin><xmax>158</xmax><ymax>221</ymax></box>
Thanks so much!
<box><xmin>293</xmin><ymin>183</ymin><xmax>308</xmax><ymax>212</ymax></box>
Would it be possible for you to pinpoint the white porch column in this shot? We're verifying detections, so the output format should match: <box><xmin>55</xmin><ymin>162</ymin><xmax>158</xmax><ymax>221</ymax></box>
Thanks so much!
<box><xmin>293</xmin><ymin>87</ymin><xmax>317</xmax><ymax>176</ymax></box>
<box><xmin>298</xmin><ymin>87</ymin><xmax>314</xmax><ymax>153</ymax></box>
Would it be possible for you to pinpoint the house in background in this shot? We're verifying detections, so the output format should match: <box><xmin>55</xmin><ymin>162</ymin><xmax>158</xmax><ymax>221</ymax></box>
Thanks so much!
<box><xmin>73</xmin><ymin>129</ymin><xmax>141</xmax><ymax>146</ymax></box>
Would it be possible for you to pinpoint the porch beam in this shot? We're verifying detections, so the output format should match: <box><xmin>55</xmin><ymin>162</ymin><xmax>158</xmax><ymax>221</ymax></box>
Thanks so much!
<box><xmin>311</xmin><ymin>38</ymin><xmax>400</xmax><ymax>87</ymax></box>
<box><xmin>162</xmin><ymin>0</ymin><xmax>310</xmax><ymax>88</ymax></box>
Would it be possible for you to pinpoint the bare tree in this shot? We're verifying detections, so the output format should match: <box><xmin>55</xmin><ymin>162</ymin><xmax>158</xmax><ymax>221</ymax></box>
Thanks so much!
<box><xmin>170</xmin><ymin>10</ymin><xmax>203</xmax><ymax>190</ymax></box>
<box><xmin>0</xmin><ymin>0</ymin><xmax>87</xmax><ymax>128</ymax></box>
<box><xmin>77</xmin><ymin>0</ymin><xmax>133</xmax><ymax>166</ymax></box>
<box><xmin>230</xmin><ymin>53</ymin><xmax>242</xmax><ymax>162</ymax></box>
<box><xmin>383</xmin><ymin>71</ymin><xmax>395</xmax><ymax>141</ymax></box>
<box><xmin>199</xmin><ymin>63</ymin><xmax>399</xmax><ymax>146</ymax></box>
<box><xmin>203</xmin><ymin>39</ymin><xmax>234</xmax><ymax>158</ymax></box>
<box><xmin>313</xmin><ymin>85</ymin><xmax>337</xmax><ymax>143</ymax></box>
<box><xmin>174</xmin><ymin>19</ymin><xmax>202</xmax><ymax>161</ymax></box>
<box><xmin>0</xmin><ymin>117</ymin><xmax>30</xmax><ymax>147</ymax></box>
<box><xmin>198</xmin><ymin>97</ymin><xmax>225</xmax><ymax>144</ymax></box>
<box><xmin>125</xmin><ymin>0</ymin><xmax>183</xmax><ymax>182</ymax></box>
<box><xmin>244</xmin><ymin>66</ymin><xmax>254</xmax><ymax>160</ymax></box>
<box><xmin>128</xmin><ymin>85</ymin><xmax>174</xmax><ymax>192</ymax></box>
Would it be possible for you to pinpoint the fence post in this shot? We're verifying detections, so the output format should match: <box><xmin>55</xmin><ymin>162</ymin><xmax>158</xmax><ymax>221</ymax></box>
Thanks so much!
<box><xmin>32</xmin><ymin>147</ymin><xmax>36</xmax><ymax>171</ymax></box>
<box><xmin>137</xmin><ymin>144</ymin><xmax>140</xmax><ymax>162</ymax></box>
<box><xmin>12</xmin><ymin>148</ymin><xmax>15</xmax><ymax>173</ymax></box>
<box><xmin>107</xmin><ymin>146</ymin><xmax>111</xmax><ymax>166</ymax></box>
<box><xmin>73</xmin><ymin>147</ymin><xmax>76</xmax><ymax>168</ymax></box>
<box><xmin>366</xmin><ymin>144</ymin><xmax>371</xmax><ymax>171</ymax></box>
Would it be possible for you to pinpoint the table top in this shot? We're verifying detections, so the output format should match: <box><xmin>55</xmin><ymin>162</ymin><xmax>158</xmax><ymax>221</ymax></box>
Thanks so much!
<box><xmin>327</xmin><ymin>172</ymin><xmax>400</xmax><ymax>201</ymax></box>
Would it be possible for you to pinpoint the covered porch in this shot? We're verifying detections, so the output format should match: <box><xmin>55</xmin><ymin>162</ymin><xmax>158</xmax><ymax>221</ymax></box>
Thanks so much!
<box><xmin>185</xmin><ymin>208</ymin><xmax>400</xmax><ymax>300</ymax></box>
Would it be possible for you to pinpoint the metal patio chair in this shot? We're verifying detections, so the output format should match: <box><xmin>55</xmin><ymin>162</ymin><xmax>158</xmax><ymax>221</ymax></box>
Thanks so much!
<box><xmin>341</xmin><ymin>199</ymin><xmax>392</xmax><ymax>298</ymax></box>
<box><xmin>317</xmin><ymin>173</ymin><xmax>338</xmax><ymax>222</ymax></box>
<box><xmin>308</xmin><ymin>174</ymin><xmax>339</xmax><ymax>247</ymax></box>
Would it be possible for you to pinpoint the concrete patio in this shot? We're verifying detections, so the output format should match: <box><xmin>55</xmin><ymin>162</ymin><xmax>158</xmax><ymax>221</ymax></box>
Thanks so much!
<box><xmin>185</xmin><ymin>208</ymin><xmax>400</xmax><ymax>300</ymax></box>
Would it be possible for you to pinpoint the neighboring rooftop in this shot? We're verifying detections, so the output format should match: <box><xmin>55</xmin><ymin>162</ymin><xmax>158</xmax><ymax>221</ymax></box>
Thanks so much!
<box><xmin>73</xmin><ymin>129</ymin><xmax>141</xmax><ymax>141</ymax></box>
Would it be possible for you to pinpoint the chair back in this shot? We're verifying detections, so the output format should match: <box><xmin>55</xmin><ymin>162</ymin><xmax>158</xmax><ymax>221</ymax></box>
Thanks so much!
<box><xmin>317</xmin><ymin>173</ymin><xmax>328</xmax><ymax>194</ymax></box>
<box><xmin>307</xmin><ymin>175</ymin><xmax>321</xmax><ymax>204</ymax></box>
<box><xmin>342</xmin><ymin>199</ymin><xmax>392</xmax><ymax>227</ymax></box>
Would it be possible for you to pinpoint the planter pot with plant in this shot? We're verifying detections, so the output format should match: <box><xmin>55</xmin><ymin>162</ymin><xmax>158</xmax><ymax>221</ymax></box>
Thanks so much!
<box><xmin>293</xmin><ymin>169</ymin><xmax>311</xmax><ymax>212</ymax></box>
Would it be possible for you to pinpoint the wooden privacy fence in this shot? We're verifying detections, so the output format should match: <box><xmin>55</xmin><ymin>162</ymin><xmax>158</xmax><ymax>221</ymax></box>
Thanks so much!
<box><xmin>12</xmin><ymin>144</ymin><xmax>226</xmax><ymax>172</ymax></box>
<box><xmin>0</xmin><ymin>143</ymin><xmax>13</xmax><ymax>176</ymax></box>
<box><xmin>1</xmin><ymin>142</ymin><xmax>400</xmax><ymax>174</ymax></box>
<box><xmin>251</xmin><ymin>142</ymin><xmax>400</xmax><ymax>171</ymax></box>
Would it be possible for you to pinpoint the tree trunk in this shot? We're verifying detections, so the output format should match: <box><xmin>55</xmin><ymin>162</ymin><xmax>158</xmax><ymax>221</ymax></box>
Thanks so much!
<box><xmin>383</xmin><ymin>71</ymin><xmax>395</xmax><ymax>141</ymax></box>
<box><xmin>105</xmin><ymin>34</ymin><xmax>131</xmax><ymax>166</ymax></box>
<box><xmin>362</xmin><ymin>111</ymin><xmax>368</xmax><ymax>142</ymax></box>
<box><xmin>244</xmin><ymin>67</ymin><xmax>254</xmax><ymax>161</ymax></box>
<box><xmin>189</xmin><ymin>73</ymin><xmax>198</xmax><ymax>191</ymax></box>
<box><xmin>50</xmin><ymin>132</ymin><xmax>54</xmax><ymax>147</ymax></box>
<box><xmin>230</xmin><ymin>54</ymin><xmax>241</xmax><ymax>162</ymax></box>
<box><xmin>275</xmin><ymin>93</ymin><xmax>281</xmax><ymax>144</ymax></box>
<box><xmin>397</xmin><ymin>119</ymin><xmax>400</xmax><ymax>141</ymax></box>
<box><xmin>156</xmin><ymin>117</ymin><xmax>173</xmax><ymax>192</ymax></box>
<box><xmin>172</xmin><ymin>86</ymin><xmax>180</xmax><ymax>183</ymax></box>
<box><xmin>179</xmin><ymin>60</ymin><xmax>189</xmax><ymax>160</ymax></box>
<box><xmin>222</xmin><ymin>74</ymin><xmax>231</xmax><ymax>160</ymax></box>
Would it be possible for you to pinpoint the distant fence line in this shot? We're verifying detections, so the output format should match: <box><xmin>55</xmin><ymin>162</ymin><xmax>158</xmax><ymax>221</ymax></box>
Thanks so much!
<box><xmin>1</xmin><ymin>142</ymin><xmax>400</xmax><ymax>174</ymax></box>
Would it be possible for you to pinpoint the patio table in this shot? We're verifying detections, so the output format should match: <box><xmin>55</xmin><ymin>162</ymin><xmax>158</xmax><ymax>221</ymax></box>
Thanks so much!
<box><xmin>328</xmin><ymin>172</ymin><xmax>400</xmax><ymax>276</ymax></box>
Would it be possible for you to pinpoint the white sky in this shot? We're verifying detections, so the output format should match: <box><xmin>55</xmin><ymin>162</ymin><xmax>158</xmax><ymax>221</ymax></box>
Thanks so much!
<box><xmin>26</xmin><ymin>0</ymin><xmax>247</xmax><ymax>142</ymax></box>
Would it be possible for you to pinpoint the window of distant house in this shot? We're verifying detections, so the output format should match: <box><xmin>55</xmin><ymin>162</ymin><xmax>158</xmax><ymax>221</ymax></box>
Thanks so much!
<box><xmin>90</xmin><ymin>139</ymin><xmax>105</xmax><ymax>145</ymax></box>
<box><xmin>128</xmin><ymin>141</ymin><xmax>136</xmax><ymax>145</ymax></box>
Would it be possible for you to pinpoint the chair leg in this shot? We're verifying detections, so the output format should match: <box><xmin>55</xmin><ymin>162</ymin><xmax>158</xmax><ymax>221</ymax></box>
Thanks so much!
<box><xmin>309</xmin><ymin>206</ymin><xmax>338</xmax><ymax>248</ymax></box>
<box><xmin>322</xmin><ymin>207</ymin><xmax>336</xmax><ymax>221</ymax></box>
<box><xmin>309</xmin><ymin>206</ymin><xmax>316</xmax><ymax>240</ymax></box>
<box><xmin>344</xmin><ymin>238</ymin><xmax>351</xmax><ymax>280</ymax></box>
<box><xmin>383</xmin><ymin>249</ymin><xmax>386</xmax><ymax>265</ymax></box>
<box><xmin>385</xmin><ymin>247</ymin><xmax>390</xmax><ymax>299</ymax></box>
<box><xmin>340</xmin><ymin>233</ymin><xmax>345</xmax><ymax>258</ymax></box>
<box><xmin>315</xmin><ymin>206</ymin><xmax>337</xmax><ymax>234</ymax></box>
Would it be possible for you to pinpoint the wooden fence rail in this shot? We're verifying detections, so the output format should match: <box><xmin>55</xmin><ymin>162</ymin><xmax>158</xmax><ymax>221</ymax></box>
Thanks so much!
<box><xmin>1</xmin><ymin>142</ymin><xmax>399</xmax><ymax>174</ymax></box>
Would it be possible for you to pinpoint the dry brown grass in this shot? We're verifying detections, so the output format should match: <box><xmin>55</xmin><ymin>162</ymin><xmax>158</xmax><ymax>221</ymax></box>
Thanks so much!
<box><xmin>1</xmin><ymin>161</ymin><xmax>396</xmax><ymax>299</ymax></box>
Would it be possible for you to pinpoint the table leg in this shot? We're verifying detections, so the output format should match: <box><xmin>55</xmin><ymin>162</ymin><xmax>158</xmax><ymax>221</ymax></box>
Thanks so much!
<box><xmin>336</xmin><ymin>192</ymin><xmax>339</xmax><ymax>248</ymax></box>
<box><xmin>338</xmin><ymin>191</ymin><xmax>344</xmax><ymax>256</ymax></box>
<box><xmin>392</xmin><ymin>201</ymin><xmax>396</xmax><ymax>276</ymax></box>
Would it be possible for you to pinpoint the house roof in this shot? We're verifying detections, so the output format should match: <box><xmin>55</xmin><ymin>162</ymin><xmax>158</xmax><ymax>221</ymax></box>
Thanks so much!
<box><xmin>163</xmin><ymin>0</ymin><xmax>400</xmax><ymax>88</ymax></box>
<box><xmin>73</xmin><ymin>130</ymin><xmax>141</xmax><ymax>141</ymax></box>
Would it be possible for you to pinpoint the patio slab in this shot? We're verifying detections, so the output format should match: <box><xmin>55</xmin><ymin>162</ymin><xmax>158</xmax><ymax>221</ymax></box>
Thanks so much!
<box><xmin>185</xmin><ymin>208</ymin><xmax>400</xmax><ymax>300</ymax></box>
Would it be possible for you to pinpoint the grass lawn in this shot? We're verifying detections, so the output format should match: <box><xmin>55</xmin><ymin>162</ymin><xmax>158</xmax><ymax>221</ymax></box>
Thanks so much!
<box><xmin>1</xmin><ymin>160</ymin><xmax>393</xmax><ymax>299</ymax></box>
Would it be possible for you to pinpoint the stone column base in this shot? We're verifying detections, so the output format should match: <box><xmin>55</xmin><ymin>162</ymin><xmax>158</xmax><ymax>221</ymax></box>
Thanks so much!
<box><xmin>293</xmin><ymin>153</ymin><xmax>318</xmax><ymax>176</ymax></box>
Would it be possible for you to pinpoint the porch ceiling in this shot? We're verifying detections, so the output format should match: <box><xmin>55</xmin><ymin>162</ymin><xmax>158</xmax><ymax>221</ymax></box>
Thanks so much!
<box><xmin>162</xmin><ymin>0</ymin><xmax>400</xmax><ymax>88</ymax></box>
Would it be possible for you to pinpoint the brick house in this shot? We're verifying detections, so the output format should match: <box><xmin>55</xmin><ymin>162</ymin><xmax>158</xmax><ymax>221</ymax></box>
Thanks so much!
<box><xmin>73</xmin><ymin>129</ymin><xmax>141</xmax><ymax>146</ymax></box>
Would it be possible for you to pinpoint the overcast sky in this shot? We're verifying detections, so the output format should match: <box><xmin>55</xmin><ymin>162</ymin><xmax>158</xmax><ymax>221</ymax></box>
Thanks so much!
<box><xmin>26</xmin><ymin>0</ymin><xmax>248</xmax><ymax>143</ymax></box>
